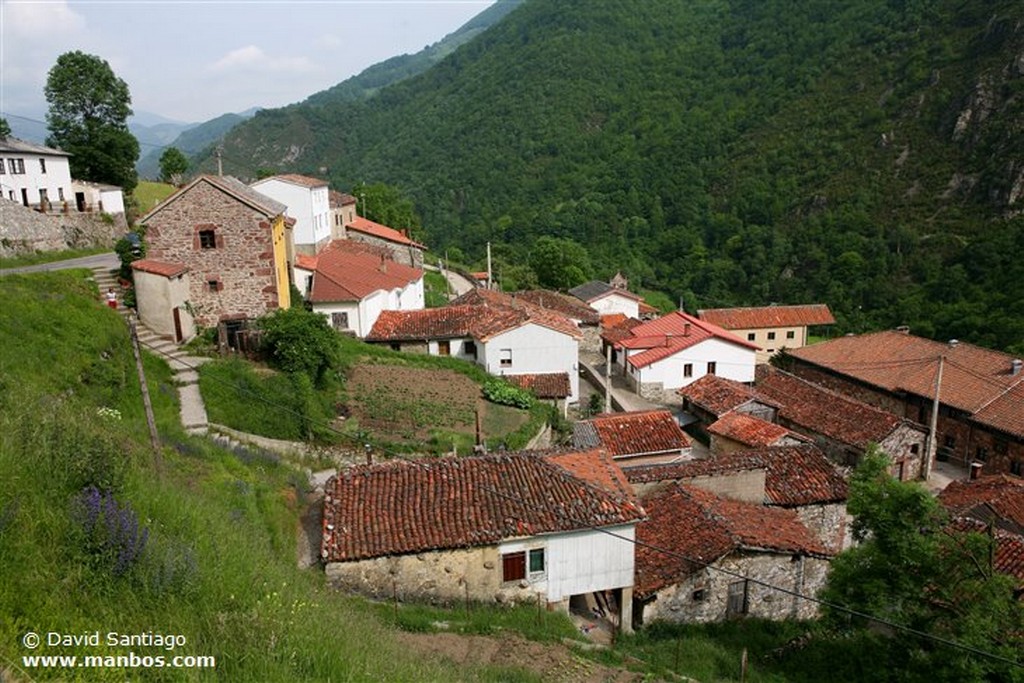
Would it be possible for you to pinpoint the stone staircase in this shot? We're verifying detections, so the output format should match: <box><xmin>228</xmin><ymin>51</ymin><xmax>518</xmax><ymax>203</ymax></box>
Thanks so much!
<box><xmin>93</xmin><ymin>265</ymin><xmax>211</xmax><ymax>435</ymax></box>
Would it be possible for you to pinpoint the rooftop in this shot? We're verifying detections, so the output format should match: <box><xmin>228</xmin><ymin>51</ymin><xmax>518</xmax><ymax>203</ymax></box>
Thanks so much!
<box><xmin>141</xmin><ymin>175</ymin><xmax>287</xmax><ymax>224</ymax></box>
<box><xmin>939</xmin><ymin>475</ymin><xmax>1024</xmax><ymax>533</ymax></box>
<box><xmin>254</xmin><ymin>173</ymin><xmax>328</xmax><ymax>189</ymax></box>
<box><xmin>512</xmin><ymin>290</ymin><xmax>601</xmax><ymax>325</ymax></box>
<box><xmin>0</xmin><ymin>136</ymin><xmax>70</xmax><ymax>157</ymax></box>
<box><xmin>741</xmin><ymin>445</ymin><xmax>849</xmax><ymax>506</ymax></box>
<box><xmin>505</xmin><ymin>373</ymin><xmax>572</xmax><ymax>399</ymax></box>
<box><xmin>321</xmin><ymin>452</ymin><xmax>645</xmax><ymax>563</ymax></box>
<box><xmin>346</xmin><ymin>216</ymin><xmax>426</xmax><ymax>250</ymax></box>
<box><xmin>697</xmin><ymin>304</ymin><xmax>835</xmax><ymax>330</ymax></box>
<box><xmin>575</xmin><ymin>410</ymin><xmax>691</xmax><ymax>459</ymax></box>
<box><xmin>677</xmin><ymin>374</ymin><xmax>771</xmax><ymax>416</ymax></box>
<box><xmin>130</xmin><ymin>259</ymin><xmax>188</xmax><ymax>278</ymax></box>
<box><xmin>707</xmin><ymin>411</ymin><xmax>801</xmax><ymax>448</ymax></box>
<box><xmin>610</xmin><ymin>311</ymin><xmax>758</xmax><ymax>369</ymax></box>
<box><xmin>309</xmin><ymin>240</ymin><xmax>423</xmax><ymax>303</ymax></box>
<box><xmin>569</xmin><ymin>280</ymin><xmax>643</xmax><ymax>304</ymax></box>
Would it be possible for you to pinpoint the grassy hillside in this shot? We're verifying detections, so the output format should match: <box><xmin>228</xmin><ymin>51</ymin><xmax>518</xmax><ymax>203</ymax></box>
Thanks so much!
<box><xmin>0</xmin><ymin>272</ymin><xmax>546</xmax><ymax>681</ymax></box>
<box><xmin>204</xmin><ymin>0</ymin><xmax>1024</xmax><ymax>353</ymax></box>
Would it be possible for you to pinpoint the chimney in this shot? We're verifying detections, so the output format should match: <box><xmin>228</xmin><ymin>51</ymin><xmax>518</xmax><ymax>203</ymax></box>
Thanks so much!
<box><xmin>895</xmin><ymin>325</ymin><xmax>910</xmax><ymax>334</ymax></box>
<box><xmin>379</xmin><ymin>253</ymin><xmax>388</xmax><ymax>273</ymax></box>
<box><xmin>683</xmin><ymin>322</ymin><xmax>691</xmax><ymax>337</ymax></box>
<box><xmin>1012</xmin><ymin>359</ymin><xmax>1023</xmax><ymax>376</ymax></box>
<box><xmin>948</xmin><ymin>339</ymin><xmax>959</xmax><ymax>348</ymax></box>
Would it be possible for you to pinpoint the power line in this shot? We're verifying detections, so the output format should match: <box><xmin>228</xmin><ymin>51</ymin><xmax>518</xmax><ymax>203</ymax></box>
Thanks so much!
<box><xmin>135</xmin><ymin>337</ymin><xmax>1022</xmax><ymax>669</ymax></box>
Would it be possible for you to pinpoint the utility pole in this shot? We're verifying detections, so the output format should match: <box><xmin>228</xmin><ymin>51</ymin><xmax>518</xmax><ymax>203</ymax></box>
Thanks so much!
<box><xmin>605</xmin><ymin>343</ymin><xmax>613</xmax><ymax>413</ymax></box>
<box><xmin>128</xmin><ymin>314</ymin><xmax>162</xmax><ymax>473</ymax></box>
<box><xmin>486</xmin><ymin>241</ymin><xmax>493</xmax><ymax>290</ymax></box>
<box><xmin>215</xmin><ymin>145</ymin><xmax>223</xmax><ymax>177</ymax></box>
<box><xmin>444</xmin><ymin>249</ymin><xmax>452</xmax><ymax>301</ymax></box>
<box><xmin>923</xmin><ymin>354</ymin><xmax>944</xmax><ymax>481</ymax></box>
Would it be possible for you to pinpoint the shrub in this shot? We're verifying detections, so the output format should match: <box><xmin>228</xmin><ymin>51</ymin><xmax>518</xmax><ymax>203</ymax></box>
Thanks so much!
<box><xmin>259</xmin><ymin>307</ymin><xmax>339</xmax><ymax>385</ymax></box>
<box><xmin>482</xmin><ymin>378</ymin><xmax>534</xmax><ymax>409</ymax></box>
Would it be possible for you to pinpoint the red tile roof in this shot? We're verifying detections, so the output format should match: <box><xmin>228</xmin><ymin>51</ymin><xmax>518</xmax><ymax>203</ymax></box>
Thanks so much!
<box><xmin>755</xmin><ymin>365</ymin><xmax>912</xmax><ymax>448</ymax></box>
<box><xmin>130</xmin><ymin>258</ymin><xmax>188</xmax><ymax>278</ymax></box>
<box><xmin>698</xmin><ymin>304</ymin><xmax>835</xmax><ymax>329</ymax></box>
<box><xmin>741</xmin><ymin>445</ymin><xmax>848</xmax><ymax>506</ymax></box>
<box><xmin>545</xmin><ymin>449</ymin><xmax>636</xmax><ymax>502</ymax></box>
<box><xmin>513</xmin><ymin>290</ymin><xmax>601</xmax><ymax>325</ymax></box>
<box><xmin>346</xmin><ymin>216</ymin><xmax>426</xmax><ymax>250</ymax></box>
<box><xmin>309</xmin><ymin>240</ymin><xmax>422</xmax><ymax>303</ymax></box>
<box><xmin>329</xmin><ymin>189</ymin><xmax>356</xmax><ymax>208</ymax></box>
<box><xmin>611</xmin><ymin>311</ymin><xmax>758</xmax><ymax>369</ymax></box>
<box><xmin>584</xmin><ymin>410</ymin><xmax>691</xmax><ymax>459</ymax></box>
<box><xmin>452</xmin><ymin>288</ymin><xmax>583</xmax><ymax>340</ymax></box>
<box><xmin>624</xmin><ymin>452</ymin><xmax>768</xmax><ymax>485</ymax></box>
<box><xmin>636</xmin><ymin>484</ymin><xmax>831</xmax><ymax>596</ymax></box>
<box><xmin>262</xmin><ymin>173</ymin><xmax>328</xmax><ymax>188</ymax></box>
<box><xmin>788</xmin><ymin>330</ymin><xmax>1024</xmax><ymax>438</ymax></box>
<box><xmin>677</xmin><ymin>374</ymin><xmax>774</xmax><ymax>416</ymax></box>
<box><xmin>939</xmin><ymin>475</ymin><xmax>1024</xmax><ymax>532</ymax></box>
<box><xmin>295</xmin><ymin>254</ymin><xmax>319</xmax><ymax>271</ymax></box>
<box><xmin>948</xmin><ymin>518</ymin><xmax>1024</xmax><ymax>588</ymax></box>
<box><xmin>707</xmin><ymin>412</ymin><xmax>802</xmax><ymax>447</ymax></box>
<box><xmin>321</xmin><ymin>453</ymin><xmax>645</xmax><ymax>562</ymax></box>
<box><xmin>505</xmin><ymin>373</ymin><xmax>572</xmax><ymax>399</ymax></box>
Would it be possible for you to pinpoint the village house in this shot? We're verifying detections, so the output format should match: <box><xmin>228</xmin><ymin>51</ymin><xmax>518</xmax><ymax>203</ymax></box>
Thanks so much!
<box><xmin>512</xmin><ymin>289</ymin><xmax>602</xmax><ymax>353</ymax></box>
<box><xmin>697</xmin><ymin>304</ymin><xmax>835</xmax><ymax>364</ymax></box>
<box><xmin>366</xmin><ymin>288</ymin><xmax>582</xmax><ymax>402</ymax></box>
<box><xmin>573</xmin><ymin>410</ymin><xmax>693</xmax><ymax>467</ymax></box>
<box><xmin>677</xmin><ymin>373</ymin><xmax>780</xmax><ymax>439</ymax></box>
<box><xmin>136</xmin><ymin>175</ymin><xmax>293</xmax><ymax>340</ymax></box>
<box><xmin>603</xmin><ymin>311</ymin><xmax>759</xmax><ymax>403</ymax></box>
<box><xmin>781</xmin><ymin>329</ymin><xmax>1024</xmax><ymax>477</ymax></box>
<box><xmin>345</xmin><ymin>215</ymin><xmax>426</xmax><ymax>269</ymax></box>
<box><xmin>634</xmin><ymin>483</ymin><xmax>832</xmax><ymax>625</ymax></box>
<box><xmin>328</xmin><ymin>190</ymin><xmax>357</xmax><ymax>240</ymax></box>
<box><xmin>250</xmin><ymin>174</ymin><xmax>331</xmax><ymax>255</ymax></box>
<box><xmin>321</xmin><ymin>450</ymin><xmax>645</xmax><ymax>631</ymax></box>
<box><xmin>706</xmin><ymin>411</ymin><xmax>810</xmax><ymax>454</ymax></box>
<box><xmin>294</xmin><ymin>240</ymin><xmax>424</xmax><ymax>337</ymax></box>
<box><xmin>755</xmin><ymin>365</ymin><xmax>927</xmax><ymax>480</ymax></box>
<box><xmin>569</xmin><ymin>279</ymin><xmax>648</xmax><ymax>319</ymax></box>
<box><xmin>0</xmin><ymin>137</ymin><xmax>73</xmax><ymax>211</ymax></box>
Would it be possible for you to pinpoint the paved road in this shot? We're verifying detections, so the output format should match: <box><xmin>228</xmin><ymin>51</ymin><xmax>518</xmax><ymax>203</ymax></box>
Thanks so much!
<box><xmin>424</xmin><ymin>263</ymin><xmax>476</xmax><ymax>297</ymax></box>
<box><xmin>0</xmin><ymin>252</ymin><xmax>118</xmax><ymax>276</ymax></box>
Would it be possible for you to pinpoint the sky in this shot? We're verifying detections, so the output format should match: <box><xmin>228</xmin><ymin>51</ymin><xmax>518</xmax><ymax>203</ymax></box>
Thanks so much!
<box><xmin>1</xmin><ymin>0</ymin><xmax>495</xmax><ymax>125</ymax></box>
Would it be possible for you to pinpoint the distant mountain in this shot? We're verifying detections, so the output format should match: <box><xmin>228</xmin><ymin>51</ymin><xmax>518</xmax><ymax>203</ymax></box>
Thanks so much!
<box><xmin>136</xmin><ymin>110</ymin><xmax>257</xmax><ymax>180</ymax></box>
<box><xmin>200</xmin><ymin>0</ymin><xmax>1024</xmax><ymax>353</ymax></box>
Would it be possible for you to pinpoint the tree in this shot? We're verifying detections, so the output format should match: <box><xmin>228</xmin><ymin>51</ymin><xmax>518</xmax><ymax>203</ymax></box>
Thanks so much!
<box><xmin>822</xmin><ymin>448</ymin><xmax>1023</xmax><ymax>681</ymax></box>
<box><xmin>351</xmin><ymin>181</ymin><xmax>422</xmax><ymax>237</ymax></box>
<box><xmin>0</xmin><ymin>117</ymin><xmax>10</xmax><ymax>138</ymax></box>
<box><xmin>45</xmin><ymin>51</ymin><xmax>139</xmax><ymax>193</ymax></box>
<box><xmin>528</xmin><ymin>236</ymin><xmax>593</xmax><ymax>290</ymax></box>
<box><xmin>158</xmin><ymin>147</ymin><xmax>188</xmax><ymax>185</ymax></box>
<box><xmin>259</xmin><ymin>307</ymin><xmax>339</xmax><ymax>387</ymax></box>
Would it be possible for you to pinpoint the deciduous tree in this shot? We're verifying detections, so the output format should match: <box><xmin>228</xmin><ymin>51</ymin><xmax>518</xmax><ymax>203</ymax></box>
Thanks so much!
<box><xmin>45</xmin><ymin>51</ymin><xmax>139</xmax><ymax>192</ymax></box>
<box><xmin>158</xmin><ymin>147</ymin><xmax>188</xmax><ymax>185</ymax></box>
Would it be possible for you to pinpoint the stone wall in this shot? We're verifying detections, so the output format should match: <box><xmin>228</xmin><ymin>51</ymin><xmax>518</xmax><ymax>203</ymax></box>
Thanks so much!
<box><xmin>580</xmin><ymin>325</ymin><xmax>602</xmax><ymax>354</ymax></box>
<box><xmin>792</xmin><ymin>503</ymin><xmax>848</xmax><ymax>553</ymax></box>
<box><xmin>0</xmin><ymin>198</ymin><xmax>125</xmax><ymax>256</ymax></box>
<box><xmin>639</xmin><ymin>551</ymin><xmax>830</xmax><ymax>625</ymax></box>
<box><xmin>143</xmin><ymin>181</ymin><xmax>282</xmax><ymax>327</ymax></box>
<box><xmin>325</xmin><ymin>545</ymin><xmax>540</xmax><ymax>607</ymax></box>
<box><xmin>348</xmin><ymin>232</ymin><xmax>424</xmax><ymax>269</ymax></box>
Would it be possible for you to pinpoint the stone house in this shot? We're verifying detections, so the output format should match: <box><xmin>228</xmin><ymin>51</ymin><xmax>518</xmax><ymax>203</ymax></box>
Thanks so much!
<box><xmin>295</xmin><ymin>240</ymin><xmax>424</xmax><ymax>338</ymax></box>
<box><xmin>604</xmin><ymin>311</ymin><xmax>759</xmax><ymax>403</ymax></box>
<box><xmin>677</xmin><ymin>373</ymin><xmax>780</xmax><ymax>441</ymax></box>
<box><xmin>328</xmin><ymin>190</ymin><xmax>357</xmax><ymax>240</ymax></box>
<box><xmin>138</xmin><ymin>175</ymin><xmax>293</xmax><ymax>334</ymax></box>
<box><xmin>634</xmin><ymin>483</ymin><xmax>832</xmax><ymax>625</ymax></box>
<box><xmin>345</xmin><ymin>216</ymin><xmax>426</xmax><ymax>269</ymax></box>
<box><xmin>367</xmin><ymin>287</ymin><xmax>582</xmax><ymax>402</ymax></box>
<box><xmin>755</xmin><ymin>365</ymin><xmax>927</xmax><ymax>480</ymax></box>
<box><xmin>782</xmin><ymin>330</ymin><xmax>1024</xmax><ymax>477</ymax></box>
<box><xmin>250</xmin><ymin>174</ymin><xmax>331</xmax><ymax>255</ymax></box>
<box><xmin>322</xmin><ymin>450</ymin><xmax>646</xmax><ymax>631</ymax></box>
<box><xmin>573</xmin><ymin>410</ymin><xmax>693</xmax><ymax>468</ymax></box>
<box><xmin>697</xmin><ymin>304</ymin><xmax>835</xmax><ymax>364</ymax></box>
<box><xmin>706</xmin><ymin>411</ymin><xmax>810</xmax><ymax>454</ymax></box>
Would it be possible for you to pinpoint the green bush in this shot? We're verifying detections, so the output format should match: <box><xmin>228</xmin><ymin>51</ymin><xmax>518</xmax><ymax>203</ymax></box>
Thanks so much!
<box><xmin>259</xmin><ymin>307</ymin><xmax>339</xmax><ymax>386</ymax></box>
<box><xmin>482</xmin><ymin>378</ymin><xmax>534</xmax><ymax>409</ymax></box>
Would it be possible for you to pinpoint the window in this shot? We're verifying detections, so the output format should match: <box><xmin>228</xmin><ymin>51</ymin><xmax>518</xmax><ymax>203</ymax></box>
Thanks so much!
<box><xmin>1011</xmin><ymin>460</ymin><xmax>1023</xmax><ymax>476</ymax></box>
<box><xmin>726</xmin><ymin>580</ymin><xmax>748</xmax><ymax>616</ymax></box>
<box><xmin>39</xmin><ymin>158</ymin><xmax>46</xmax><ymax>173</ymax></box>
<box><xmin>58</xmin><ymin>188</ymin><xmax>64</xmax><ymax>201</ymax></box>
<box><xmin>0</xmin><ymin>158</ymin><xmax>5</xmax><ymax>174</ymax></box>
<box><xmin>499</xmin><ymin>348</ymin><xmax>512</xmax><ymax>368</ymax></box>
<box><xmin>8</xmin><ymin>158</ymin><xmax>25</xmax><ymax>174</ymax></box>
<box><xmin>199</xmin><ymin>230</ymin><xmax>216</xmax><ymax>249</ymax></box>
<box><xmin>464</xmin><ymin>340</ymin><xmax>477</xmax><ymax>358</ymax></box>
<box><xmin>692</xmin><ymin>589</ymin><xmax>706</xmax><ymax>602</ymax></box>
<box><xmin>502</xmin><ymin>549</ymin><xmax>544</xmax><ymax>583</ymax></box>
<box><xmin>331</xmin><ymin>312</ymin><xmax>349</xmax><ymax>330</ymax></box>
<box><xmin>438</xmin><ymin>340</ymin><xmax>451</xmax><ymax>356</ymax></box>
<box><xmin>207</xmin><ymin>279</ymin><xmax>220</xmax><ymax>292</ymax></box>
<box><xmin>389</xmin><ymin>342</ymin><xmax>401</xmax><ymax>352</ymax></box>
<box><xmin>786</xmin><ymin>330</ymin><xmax>795</xmax><ymax>340</ymax></box>
<box><xmin>767</xmin><ymin>331</ymin><xmax>776</xmax><ymax>341</ymax></box>
<box><xmin>910</xmin><ymin>444</ymin><xmax>919</xmax><ymax>455</ymax></box>
<box><xmin>683</xmin><ymin>363</ymin><xmax>693</xmax><ymax>378</ymax></box>
<box><xmin>944</xmin><ymin>435</ymin><xmax>956</xmax><ymax>449</ymax></box>
<box><xmin>707</xmin><ymin>361</ymin><xmax>717</xmax><ymax>376</ymax></box>
<box><xmin>747</xmin><ymin>333</ymin><xmax>755</xmax><ymax>341</ymax></box>
<box><xmin>976</xmin><ymin>446</ymin><xmax>988</xmax><ymax>462</ymax></box>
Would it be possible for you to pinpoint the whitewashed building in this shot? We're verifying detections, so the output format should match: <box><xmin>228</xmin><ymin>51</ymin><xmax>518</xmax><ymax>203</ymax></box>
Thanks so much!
<box><xmin>251</xmin><ymin>174</ymin><xmax>331</xmax><ymax>255</ymax></box>
<box><xmin>570</xmin><ymin>280</ymin><xmax>647</xmax><ymax>318</ymax></box>
<box><xmin>0</xmin><ymin>137</ymin><xmax>73</xmax><ymax>211</ymax></box>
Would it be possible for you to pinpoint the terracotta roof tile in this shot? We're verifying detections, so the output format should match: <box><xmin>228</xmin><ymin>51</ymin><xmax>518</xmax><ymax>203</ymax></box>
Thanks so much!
<box><xmin>295</xmin><ymin>254</ymin><xmax>319</xmax><ymax>271</ymax></box>
<box><xmin>788</xmin><ymin>331</ymin><xmax>1024</xmax><ymax>437</ymax></box>
<box><xmin>309</xmin><ymin>240</ymin><xmax>422</xmax><ymax>303</ymax></box>
<box><xmin>451</xmin><ymin>288</ymin><xmax>583</xmax><ymax>340</ymax></box>
<box><xmin>948</xmin><ymin>518</ymin><xmax>1024</xmax><ymax>588</ymax></box>
<box><xmin>130</xmin><ymin>258</ymin><xmax>188</xmax><ymax>278</ymax></box>
<box><xmin>698</xmin><ymin>304</ymin><xmax>835</xmax><ymax>329</ymax></box>
<box><xmin>505</xmin><ymin>373</ymin><xmax>572</xmax><ymax>399</ymax></box>
<box><xmin>612</xmin><ymin>311</ymin><xmax>758</xmax><ymax>369</ymax></box>
<box><xmin>329</xmin><ymin>189</ymin><xmax>356</xmax><ymax>208</ymax></box>
<box><xmin>346</xmin><ymin>216</ymin><xmax>426</xmax><ymax>249</ymax></box>
<box><xmin>367</xmin><ymin>305</ymin><xmax>484</xmax><ymax>341</ymax></box>
<box><xmin>545</xmin><ymin>449</ymin><xmax>636</xmax><ymax>502</ymax></box>
<box><xmin>707</xmin><ymin>412</ymin><xmax>802</xmax><ymax>447</ymax></box>
<box><xmin>677</xmin><ymin>374</ymin><xmax>774</xmax><ymax>416</ymax></box>
<box><xmin>755</xmin><ymin>365</ymin><xmax>911</xmax><ymax>448</ymax></box>
<box><xmin>625</xmin><ymin>452</ymin><xmax>767</xmax><ymax>485</ymax></box>
<box><xmin>939</xmin><ymin>475</ymin><xmax>1024</xmax><ymax>532</ymax></box>
<box><xmin>741</xmin><ymin>445</ymin><xmax>849</xmax><ymax>506</ymax></box>
<box><xmin>579</xmin><ymin>410</ymin><xmax>691</xmax><ymax>459</ymax></box>
<box><xmin>513</xmin><ymin>290</ymin><xmax>601</xmax><ymax>325</ymax></box>
<box><xmin>636</xmin><ymin>484</ymin><xmax>831</xmax><ymax>596</ymax></box>
<box><xmin>321</xmin><ymin>453</ymin><xmax>645</xmax><ymax>562</ymax></box>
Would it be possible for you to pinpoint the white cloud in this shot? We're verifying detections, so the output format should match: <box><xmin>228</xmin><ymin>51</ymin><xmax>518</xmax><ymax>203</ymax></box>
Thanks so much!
<box><xmin>208</xmin><ymin>45</ymin><xmax>319</xmax><ymax>75</ymax></box>
<box><xmin>315</xmin><ymin>34</ymin><xmax>343</xmax><ymax>50</ymax></box>
<box><xmin>4</xmin><ymin>0</ymin><xmax>86</xmax><ymax>38</ymax></box>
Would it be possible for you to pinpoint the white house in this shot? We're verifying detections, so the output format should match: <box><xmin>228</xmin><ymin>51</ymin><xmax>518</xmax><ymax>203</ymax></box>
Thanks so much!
<box><xmin>367</xmin><ymin>288</ymin><xmax>583</xmax><ymax>402</ymax></box>
<box><xmin>70</xmin><ymin>180</ymin><xmax>125</xmax><ymax>215</ymax></box>
<box><xmin>322</xmin><ymin>450</ymin><xmax>645</xmax><ymax>632</ymax></box>
<box><xmin>130</xmin><ymin>258</ymin><xmax>195</xmax><ymax>342</ymax></box>
<box><xmin>250</xmin><ymin>174</ymin><xmax>331</xmax><ymax>255</ymax></box>
<box><xmin>569</xmin><ymin>280</ymin><xmax>646</xmax><ymax>318</ymax></box>
<box><xmin>606</xmin><ymin>311</ymin><xmax>759</xmax><ymax>402</ymax></box>
<box><xmin>0</xmin><ymin>137</ymin><xmax>73</xmax><ymax>211</ymax></box>
<box><xmin>301</xmin><ymin>240</ymin><xmax>424</xmax><ymax>337</ymax></box>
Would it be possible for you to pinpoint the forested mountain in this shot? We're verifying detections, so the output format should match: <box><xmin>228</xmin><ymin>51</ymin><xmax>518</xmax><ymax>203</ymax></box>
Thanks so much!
<box><xmin>136</xmin><ymin>110</ymin><xmax>255</xmax><ymax>179</ymax></box>
<box><xmin>202</xmin><ymin>0</ymin><xmax>1024</xmax><ymax>353</ymax></box>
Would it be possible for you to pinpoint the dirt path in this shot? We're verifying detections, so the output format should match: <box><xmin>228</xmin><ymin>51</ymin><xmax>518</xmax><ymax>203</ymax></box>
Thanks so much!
<box><xmin>395</xmin><ymin>630</ymin><xmax>650</xmax><ymax>682</ymax></box>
